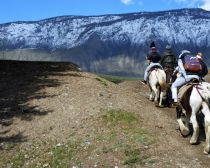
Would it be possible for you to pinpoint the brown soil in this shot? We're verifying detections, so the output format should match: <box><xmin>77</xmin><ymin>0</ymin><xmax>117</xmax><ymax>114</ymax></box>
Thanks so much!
<box><xmin>0</xmin><ymin>60</ymin><xmax>210</xmax><ymax>167</ymax></box>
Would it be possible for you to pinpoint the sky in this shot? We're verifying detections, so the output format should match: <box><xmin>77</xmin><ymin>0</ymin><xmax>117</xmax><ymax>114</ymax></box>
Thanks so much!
<box><xmin>0</xmin><ymin>0</ymin><xmax>210</xmax><ymax>24</ymax></box>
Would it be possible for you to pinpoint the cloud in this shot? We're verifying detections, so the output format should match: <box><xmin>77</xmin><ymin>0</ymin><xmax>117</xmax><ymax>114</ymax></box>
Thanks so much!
<box><xmin>200</xmin><ymin>0</ymin><xmax>210</xmax><ymax>10</ymax></box>
<box><xmin>121</xmin><ymin>0</ymin><xmax>134</xmax><ymax>5</ymax></box>
<box><xmin>172</xmin><ymin>0</ymin><xmax>210</xmax><ymax>11</ymax></box>
<box><xmin>173</xmin><ymin>0</ymin><xmax>203</xmax><ymax>8</ymax></box>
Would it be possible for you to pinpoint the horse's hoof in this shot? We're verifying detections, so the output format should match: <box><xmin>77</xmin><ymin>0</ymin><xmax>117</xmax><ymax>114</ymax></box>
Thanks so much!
<box><xmin>203</xmin><ymin>149</ymin><xmax>209</xmax><ymax>155</ymax></box>
<box><xmin>203</xmin><ymin>148</ymin><xmax>209</xmax><ymax>155</ymax></box>
<box><xmin>203</xmin><ymin>145</ymin><xmax>210</xmax><ymax>155</ymax></box>
<box><xmin>155</xmin><ymin>102</ymin><xmax>159</xmax><ymax>107</ymax></box>
<box><xmin>180</xmin><ymin>128</ymin><xmax>190</xmax><ymax>137</ymax></box>
<box><xmin>190</xmin><ymin>139</ymin><xmax>198</xmax><ymax>145</ymax></box>
<box><xmin>159</xmin><ymin>105</ymin><xmax>164</xmax><ymax>108</ymax></box>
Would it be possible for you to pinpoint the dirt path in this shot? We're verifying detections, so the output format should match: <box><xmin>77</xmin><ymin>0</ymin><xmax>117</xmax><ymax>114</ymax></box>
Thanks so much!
<box><xmin>1</xmin><ymin>63</ymin><xmax>210</xmax><ymax>167</ymax></box>
<box><xmin>121</xmin><ymin>81</ymin><xmax>210</xmax><ymax>167</ymax></box>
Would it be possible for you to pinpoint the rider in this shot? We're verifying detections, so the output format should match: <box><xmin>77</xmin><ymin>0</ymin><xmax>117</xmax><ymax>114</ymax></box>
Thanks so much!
<box><xmin>142</xmin><ymin>41</ymin><xmax>162</xmax><ymax>84</ymax></box>
<box><xmin>160</xmin><ymin>44</ymin><xmax>177</xmax><ymax>70</ymax></box>
<box><xmin>170</xmin><ymin>50</ymin><xmax>208</xmax><ymax>107</ymax></box>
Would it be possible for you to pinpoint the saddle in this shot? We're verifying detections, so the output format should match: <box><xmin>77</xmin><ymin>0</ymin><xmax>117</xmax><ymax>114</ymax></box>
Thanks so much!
<box><xmin>178</xmin><ymin>78</ymin><xmax>200</xmax><ymax>102</ymax></box>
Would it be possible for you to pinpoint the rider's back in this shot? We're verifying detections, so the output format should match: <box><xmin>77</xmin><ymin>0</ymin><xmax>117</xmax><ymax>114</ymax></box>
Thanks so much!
<box><xmin>180</xmin><ymin>53</ymin><xmax>208</xmax><ymax>78</ymax></box>
<box><xmin>161</xmin><ymin>45</ymin><xmax>177</xmax><ymax>69</ymax></box>
<box><xmin>147</xmin><ymin>52</ymin><xmax>161</xmax><ymax>63</ymax></box>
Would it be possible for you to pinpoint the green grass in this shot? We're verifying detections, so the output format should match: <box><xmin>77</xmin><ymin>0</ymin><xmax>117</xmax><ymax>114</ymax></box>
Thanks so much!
<box><xmin>0</xmin><ymin>140</ymin><xmax>82</xmax><ymax>168</ymax></box>
<box><xmin>124</xmin><ymin>148</ymin><xmax>147</xmax><ymax>165</ymax></box>
<box><xmin>95</xmin><ymin>77</ymin><xmax>108</xmax><ymax>86</ymax></box>
<box><xmin>98</xmin><ymin>74</ymin><xmax>142</xmax><ymax>84</ymax></box>
<box><xmin>49</xmin><ymin>141</ymin><xmax>80</xmax><ymax>168</ymax></box>
<box><xmin>2</xmin><ymin>142</ymin><xmax>15</xmax><ymax>150</ymax></box>
<box><xmin>101</xmin><ymin>109</ymin><xmax>139</xmax><ymax>127</ymax></box>
<box><xmin>98</xmin><ymin>109</ymin><xmax>155</xmax><ymax>166</ymax></box>
<box><xmin>10</xmin><ymin>153</ymin><xmax>26</xmax><ymax>168</ymax></box>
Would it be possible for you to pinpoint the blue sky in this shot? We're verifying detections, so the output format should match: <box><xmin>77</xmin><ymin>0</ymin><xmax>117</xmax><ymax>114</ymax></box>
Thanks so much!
<box><xmin>0</xmin><ymin>0</ymin><xmax>210</xmax><ymax>24</ymax></box>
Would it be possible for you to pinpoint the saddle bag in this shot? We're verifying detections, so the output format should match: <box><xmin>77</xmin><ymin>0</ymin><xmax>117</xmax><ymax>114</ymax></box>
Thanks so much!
<box><xmin>183</xmin><ymin>55</ymin><xmax>202</xmax><ymax>73</ymax></box>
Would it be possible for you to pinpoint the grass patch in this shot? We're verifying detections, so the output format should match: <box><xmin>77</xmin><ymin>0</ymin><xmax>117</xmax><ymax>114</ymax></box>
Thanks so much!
<box><xmin>101</xmin><ymin>109</ymin><xmax>139</xmax><ymax>127</ymax></box>
<box><xmin>124</xmin><ymin>148</ymin><xmax>152</xmax><ymax>165</ymax></box>
<box><xmin>49</xmin><ymin>141</ymin><xmax>80</xmax><ymax>168</ymax></box>
<box><xmin>10</xmin><ymin>153</ymin><xmax>26</xmax><ymax>168</ymax></box>
<box><xmin>0</xmin><ymin>140</ymin><xmax>82</xmax><ymax>168</ymax></box>
<box><xmin>2</xmin><ymin>142</ymin><xmax>15</xmax><ymax>150</ymax></box>
<box><xmin>97</xmin><ymin>109</ymin><xmax>155</xmax><ymax>166</ymax></box>
<box><xmin>98</xmin><ymin>74</ymin><xmax>142</xmax><ymax>84</ymax></box>
<box><xmin>95</xmin><ymin>77</ymin><xmax>108</xmax><ymax>86</ymax></box>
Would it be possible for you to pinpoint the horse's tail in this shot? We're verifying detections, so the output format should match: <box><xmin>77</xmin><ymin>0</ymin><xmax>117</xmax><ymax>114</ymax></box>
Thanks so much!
<box><xmin>156</xmin><ymin>69</ymin><xmax>167</xmax><ymax>90</ymax></box>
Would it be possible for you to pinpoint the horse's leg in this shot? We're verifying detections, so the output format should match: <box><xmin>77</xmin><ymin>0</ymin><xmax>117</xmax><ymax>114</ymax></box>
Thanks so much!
<box><xmin>177</xmin><ymin>108</ymin><xmax>190</xmax><ymax>137</ymax></box>
<box><xmin>159</xmin><ymin>90</ymin><xmax>164</xmax><ymax>107</ymax></box>
<box><xmin>149</xmin><ymin>89</ymin><xmax>154</xmax><ymax>101</ymax></box>
<box><xmin>190</xmin><ymin>107</ymin><xmax>200</xmax><ymax>144</ymax></box>
<box><xmin>201</xmin><ymin>102</ymin><xmax>210</xmax><ymax>154</ymax></box>
<box><xmin>151</xmin><ymin>85</ymin><xmax>159</xmax><ymax>106</ymax></box>
<box><xmin>190</xmin><ymin>89</ymin><xmax>202</xmax><ymax>145</ymax></box>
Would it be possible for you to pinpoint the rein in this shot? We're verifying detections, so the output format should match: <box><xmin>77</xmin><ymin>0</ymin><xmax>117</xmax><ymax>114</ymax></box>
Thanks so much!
<box><xmin>195</xmin><ymin>84</ymin><xmax>205</xmax><ymax>101</ymax></box>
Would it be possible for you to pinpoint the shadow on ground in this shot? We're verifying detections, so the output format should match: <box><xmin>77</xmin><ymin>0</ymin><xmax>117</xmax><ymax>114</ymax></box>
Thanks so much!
<box><xmin>0</xmin><ymin>60</ymin><xmax>80</xmax><ymax>144</ymax></box>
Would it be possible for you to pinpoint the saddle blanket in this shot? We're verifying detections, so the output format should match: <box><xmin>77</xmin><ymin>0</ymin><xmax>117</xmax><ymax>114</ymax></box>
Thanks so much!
<box><xmin>178</xmin><ymin>84</ymin><xmax>193</xmax><ymax>101</ymax></box>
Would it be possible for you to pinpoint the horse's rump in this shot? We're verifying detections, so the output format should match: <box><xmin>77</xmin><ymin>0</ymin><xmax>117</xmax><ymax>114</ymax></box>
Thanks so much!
<box><xmin>179</xmin><ymin>85</ymin><xmax>194</xmax><ymax>113</ymax></box>
<box><xmin>148</xmin><ymin>67</ymin><xmax>167</xmax><ymax>107</ymax></box>
<box><xmin>178</xmin><ymin>84</ymin><xmax>193</xmax><ymax>101</ymax></box>
<box><xmin>154</xmin><ymin>69</ymin><xmax>167</xmax><ymax>90</ymax></box>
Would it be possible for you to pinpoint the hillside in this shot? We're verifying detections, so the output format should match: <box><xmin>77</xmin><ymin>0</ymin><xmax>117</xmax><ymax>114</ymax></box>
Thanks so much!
<box><xmin>0</xmin><ymin>61</ymin><xmax>210</xmax><ymax>167</ymax></box>
<box><xmin>1</xmin><ymin>8</ymin><xmax>210</xmax><ymax>76</ymax></box>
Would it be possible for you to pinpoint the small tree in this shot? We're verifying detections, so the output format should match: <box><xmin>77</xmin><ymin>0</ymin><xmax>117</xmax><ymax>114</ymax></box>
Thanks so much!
<box><xmin>1</xmin><ymin>33</ymin><xmax>8</xmax><ymax>60</ymax></box>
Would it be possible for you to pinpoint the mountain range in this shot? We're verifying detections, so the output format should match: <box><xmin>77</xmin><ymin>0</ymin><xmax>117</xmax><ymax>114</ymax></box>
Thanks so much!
<box><xmin>0</xmin><ymin>8</ymin><xmax>210</xmax><ymax>76</ymax></box>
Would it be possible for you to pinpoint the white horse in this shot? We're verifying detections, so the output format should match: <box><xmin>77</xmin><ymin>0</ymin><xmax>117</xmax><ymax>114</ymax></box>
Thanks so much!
<box><xmin>177</xmin><ymin>82</ymin><xmax>210</xmax><ymax>154</ymax></box>
<box><xmin>148</xmin><ymin>68</ymin><xmax>167</xmax><ymax>107</ymax></box>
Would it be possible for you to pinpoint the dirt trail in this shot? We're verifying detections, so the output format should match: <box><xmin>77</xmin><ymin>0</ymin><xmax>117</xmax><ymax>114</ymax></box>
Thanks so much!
<box><xmin>0</xmin><ymin>61</ymin><xmax>210</xmax><ymax>167</ymax></box>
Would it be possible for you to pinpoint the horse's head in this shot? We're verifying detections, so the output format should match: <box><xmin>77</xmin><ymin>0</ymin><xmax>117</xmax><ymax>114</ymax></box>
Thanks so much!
<box><xmin>164</xmin><ymin>67</ymin><xmax>175</xmax><ymax>83</ymax></box>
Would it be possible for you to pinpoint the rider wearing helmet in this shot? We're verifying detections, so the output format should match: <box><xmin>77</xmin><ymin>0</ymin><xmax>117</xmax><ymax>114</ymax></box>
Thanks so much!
<box><xmin>142</xmin><ymin>41</ymin><xmax>162</xmax><ymax>84</ymax></box>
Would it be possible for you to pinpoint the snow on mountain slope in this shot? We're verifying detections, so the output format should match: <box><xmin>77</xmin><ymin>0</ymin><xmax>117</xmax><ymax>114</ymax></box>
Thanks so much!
<box><xmin>1</xmin><ymin>8</ymin><xmax>210</xmax><ymax>50</ymax></box>
<box><xmin>0</xmin><ymin>8</ymin><xmax>210</xmax><ymax>76</ymax></box>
